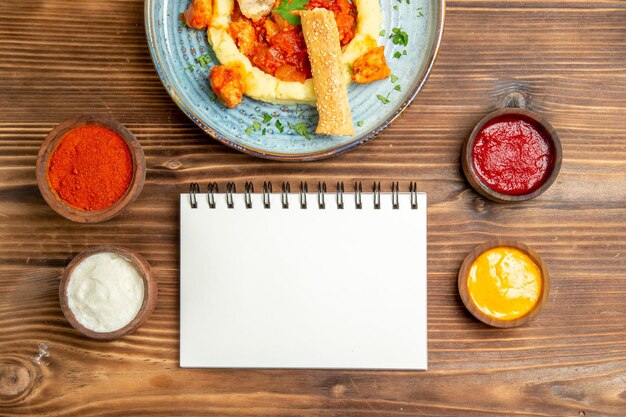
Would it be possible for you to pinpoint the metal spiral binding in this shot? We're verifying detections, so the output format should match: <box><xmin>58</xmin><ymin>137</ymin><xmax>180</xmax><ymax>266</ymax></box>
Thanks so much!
<box><xmin>336</xmin><ymin>182</ymin><xmax>344</xmax><ymax>209</ymax></box>
<box><xmin>410</xmin><ymin>182</ymin><xmax>418</xmax><ymax>209</ymax></box>
<box><xmin>244</xmin><ymin>182</ymin><xmax>254</xmax><ymax>209</ymax></box>
<box><xmin>281</xmin><ymin>182</ymin><xmax>290</xmax><ymax>208</ymax></box>
<box><xmin>318</xmin><ymin>182</ymin><xmax>326</xmax><ymax>209</ymax></box>
<box><xmin>226</xmin><ymin>182</ymin><xmax>236</xmax><ymax>208</ymax></box>
<box><xmin>354</xmin><ymin>181</ymin><xmax>362</xmax><ymax>209</ymax></box>
<box><xmin>300</xmin><ymin>182</ymin><xmax>308</xmax><ymax>209</ymax></box>
<box><xmin>391</xmin><ymin>182</ymin><xmax>400</xmax><ymax>209</ymax></box>
<box><xmin>373</xmin><ymin>182</ymin><xmax>381</xmax><ymax>209</ymax></box>
<box><xmin>263</xmin><ymin>181</ymin><xmax>272</xmax><ymax>208</ymax></box>
<box><xmin>189</xmin><ymin>182</ymin><xmax>200</xmax><ymax>208</ymax></box>
<box><xmin>190</xmin><ymin>181</ymin><xmax>419</xmax><ymax>209</ymax></box>
<box><xmin>207</xmin><ymin>182</ymin><xmax>218</xmax><ymax>208</ymax></box>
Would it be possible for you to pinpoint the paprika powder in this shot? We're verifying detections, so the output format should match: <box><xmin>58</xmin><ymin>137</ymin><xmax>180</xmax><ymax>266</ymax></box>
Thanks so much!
<box><xmin>47</xmin><ymin>124</ymin><xmax>133</xmax><ymax>211</ymax></box>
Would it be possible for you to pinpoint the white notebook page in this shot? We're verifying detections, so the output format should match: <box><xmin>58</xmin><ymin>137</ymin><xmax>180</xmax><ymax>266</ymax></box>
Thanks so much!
<box><xmin>180</xmin><ymin>191</ymin><xmax>427</xmax><ymax>369</ymax></box>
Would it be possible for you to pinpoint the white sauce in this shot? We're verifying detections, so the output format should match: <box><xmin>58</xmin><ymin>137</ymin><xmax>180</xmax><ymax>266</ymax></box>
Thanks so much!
<box><xmin>67</xmin><ymin>252</ymin><xmax>145</xmax><ymax>333</ymax></box>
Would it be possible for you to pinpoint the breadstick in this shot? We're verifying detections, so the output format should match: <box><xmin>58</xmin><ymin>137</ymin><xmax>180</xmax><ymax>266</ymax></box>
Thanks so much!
<box><xmin>300</xmin><ymin>9</ymin><xmax>354</xmax><ymax>136</ymax></box>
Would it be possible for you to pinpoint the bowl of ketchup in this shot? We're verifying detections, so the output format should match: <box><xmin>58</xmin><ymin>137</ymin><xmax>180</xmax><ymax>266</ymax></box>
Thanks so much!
<box><xmin>462</xmin><ymin>108</ymin><xmax>562</xmax><ymax>203</ymax></box>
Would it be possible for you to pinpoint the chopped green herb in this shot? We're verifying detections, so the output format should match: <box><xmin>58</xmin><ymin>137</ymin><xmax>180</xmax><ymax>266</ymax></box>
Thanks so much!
<box><xmin>288</xmin><ymin>122</ymin><xmax>295</xmax><ymax>129</ymax></box>
<box><xmin>245</xmin><ymin>126</ymin><xmax>253</xmax><ymax>135</ymax></box>
<box><xmin>357</xmin><ymin>121</ymin><xmax>364</xmax><ymax>127</ymax></box>
<box><xmin>394</xmin><ymin>84</ymin><xmax>402</xmax><ymax>91</ymax></box>
<box><xmin>416</xmin><ymin>7</ymin><xmax>424</xmax><ymax>17</ymax></box>
<box><xmin>391</xmin><ymin>74</ymin><xmax>398</xmax><ymax>83</ymax></box>
<box><xmin>393</xmin><ymin>4</ymin><xmax>398</xmax><ymax>10</ymax></box>
<box><xmin>389</xmin><ymin>27</ymin><xmax>409</xmax><ymax>46</ymax></box>
<box><xmin>184</xmin><ymin>64</ymin><xmax>195</xmax><ymax>72</ymax></box>
<box><xmin>272</xmin><ymin>0</ymin><xmax>309</xmax><ymax>26</ymax></box>
<box><xmin>275</xmin><ymin>120</ymin><xmax>284</xmax><ymax>133</ymax></box>
<box><xmin>253</xmin><ymin>121</ymin><xmax>262</xmax><ymax>131</ymax></box>
<box><xmin>293</xmin><ymin>122</ymin><xmax>311</xmax><ymax>140</ymax></box>
<box><xmin>403</xmin><ymin>49</ymin><xmax>407</xmax><ymax>55</ymax></box>
<box><xmin>393</xmin><ymin>51</ymin><xmax>402</xmax><ymax>59</ymax></box>
<box><xmin>195</xmin><ymin>53</ymin><xmax>212</xmax><ymax>68</ymax></box>
<box><xmin>377</xmin><ymin>94</ymin><xmax>390</xmax><ymax>104</ymax></box>
<box><xmin>379</xmin><ymin>29</ymin><xmax>386</xmax><ymax>37</ymax></box>
<box><xmin>209</xmin><ymin>93</ymin><xmax>217</xmax><ymax>102</ymax></box>
<box><xmin>262</xmin><ymin>113</ymin><xmax>272</xmax><ymax>123</ymax></box>
<box><xmin>262</xmin><ymin>128</ymin><xmax>267</xmax><ymax>135</ymax></box>
<box><xmin>179</xmin><ymin>13</ymin><xmax>188</xmax><ymax>28</ymax></box>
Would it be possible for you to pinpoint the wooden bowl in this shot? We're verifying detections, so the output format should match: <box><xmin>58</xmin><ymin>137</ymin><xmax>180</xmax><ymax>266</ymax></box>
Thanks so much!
<box><xmin>36</xmin><ymin>115</ymin><xmax>146</xmax><ymax>222</ymax></box>
<box><xmin>461</xmin><ymin>108</ymin><xmax>562</xmax><ymax>203</ymax></box>
<box><xmin>458</xmin><ymin>239</ymin><xmax>550</xmax><ymax>328</ymax></box>
<box><xmin>59</xmin><ymin>246</ymin><xmax>157</xmax><ymax>340</ymax></box>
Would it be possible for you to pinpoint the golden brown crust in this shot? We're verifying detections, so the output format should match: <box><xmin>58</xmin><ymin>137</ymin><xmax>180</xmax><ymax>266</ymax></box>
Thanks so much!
<box><xmin>301</xmin><ymin>9</ymin><xmax>354</xmax><ymax>136</ymax></box>
<box><xmin>210</xmin><ymin>63</ymin><xmax>246</xmax><ymax>108</ymax></box>
<box><xmin>184</xmin><ymin>0</ymin><xmax>212</xmax><ymax>30</ymax></box>
<box><xmin>352</xmin><ymin>46</ymin><xmax>391</xmax><ymax>84</ymax></box>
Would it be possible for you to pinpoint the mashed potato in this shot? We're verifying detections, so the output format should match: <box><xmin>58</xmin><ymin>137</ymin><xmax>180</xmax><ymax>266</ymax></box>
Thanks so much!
<box><xmin>207</xmin><ymin>0</ymin><xmax>382</xmax><ymax>105</ymax></box>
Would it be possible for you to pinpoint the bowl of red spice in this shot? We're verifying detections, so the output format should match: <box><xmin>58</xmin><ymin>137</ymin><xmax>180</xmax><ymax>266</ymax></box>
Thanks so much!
<box><xmin>461</xmin><ymin>108</ymin><xmax>562</xmax><ymax>203</ymax></box>
<box><xmin>36</xmin><ymin>115</ymin><xmax>146</xmax><ymax>222</ymax></box>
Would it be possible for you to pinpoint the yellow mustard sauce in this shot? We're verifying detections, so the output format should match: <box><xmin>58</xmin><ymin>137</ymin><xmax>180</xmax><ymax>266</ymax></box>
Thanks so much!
<box><xmin>467</xmin><ymin>246</ymin><xmax>542</xmax><ymax>321</ymax></box>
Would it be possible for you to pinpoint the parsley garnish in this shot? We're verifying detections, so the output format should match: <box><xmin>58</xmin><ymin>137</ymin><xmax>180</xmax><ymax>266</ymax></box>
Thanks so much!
<box><xmin>184</xmin><ymin>64</ymin><xmax>195</xmax><ymax>72</ymax></box>
<box><xmin>377</xmin><ymin>94</ymin><xmax>390</xmax><ymax>104</ymax></box>
<box><xmin>357</xmin><ymin>121</ymin><xmax>364</xmax><ymax>127</ymax></box>
<box><xmin>252</xmin><ymin>121</ymin><xmax>262</xmax><ymax>131</ymax></box>
<box><xmin>262</xmin><ymin>113</ymin><xmax>272</xmax><ymax>123</ymax></box>
<box><xmin>293</xmin><ymin>122</ymin><xmax>311</xmax><ymax>140</ymax></box>
<box><xmin>391</xmin><ymin>74</ymin><xmax>398</xmax><ymax>83</ymax></box>
<box><xmin>394</xmin><ymin>84</ymin><xmax>402</xmax><ymax>91</ymax></box>
<box><xmin>273</xmin><ymin>0</ymin><xmax>309</xmax><ymax>26</ymax></box>
<box><xmin>275</xmin><ymin>120</ymin><xmax>284</xmax><ymax>133</ymax></box>
<box><xmin>389</xmin><ymin>28</ymin><xmax>409</xmax><ymax>46</ymax></box>
<box><xmin>379</xmin><ymin>29</ymin><xmax>386</xmax><ymax>37</ymax></box>
<box><xmin>393</xmin><ymin>51</ymin><xmax>402</xmax><ymax>59</ymax></box>
<box><xmin>179</xmin><ymin>13</ymin><xmax>188</xmax><ymax>28</ymax></box>
<box><xmin>245</xmin><ymin>126</ymin><xmax>253</xmax><ymax>135</ymax></box>
<box><xmin>195</xmin><ymin>53</ymin><xmax>212</xmax><ymax>68</ymax></box>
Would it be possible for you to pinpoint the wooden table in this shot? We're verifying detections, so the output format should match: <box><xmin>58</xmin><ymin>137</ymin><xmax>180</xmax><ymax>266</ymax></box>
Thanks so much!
<box><xmin>1</xmin><ymin>1</ymin><xmax>625</xmax><ymax>416</ymax></box>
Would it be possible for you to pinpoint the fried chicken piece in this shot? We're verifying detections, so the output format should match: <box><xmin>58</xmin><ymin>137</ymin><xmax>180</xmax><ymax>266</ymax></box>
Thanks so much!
<box><xmin>351</xmin><ymin>46</ymin><xmax>391</xmax><ymax>84</ymax></box>
<box><xmin>228</xmin><ymin>20</ymin><xmax>256</xmax><ymax>56</ymax></box>
<box><xmin>183</xmin><ymin>0</ymin><xmax>212</xmax><ymax>30</ymax></box>
<box><xmin>237</xmin><ymin>0</ymin><xmax>275</xmax><ymax>21</ymax></box>
<box><xmin>210</xmin><ymin>64</ymin><xmax>246</xmax><ymax>108</ymax></box>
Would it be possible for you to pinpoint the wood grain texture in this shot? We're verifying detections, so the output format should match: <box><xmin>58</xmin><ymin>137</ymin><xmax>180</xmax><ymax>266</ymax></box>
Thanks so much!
<box><xmin>1</xmin><ymin>0</ymin><xmax>626</xmax><ymax>416</ymax></box>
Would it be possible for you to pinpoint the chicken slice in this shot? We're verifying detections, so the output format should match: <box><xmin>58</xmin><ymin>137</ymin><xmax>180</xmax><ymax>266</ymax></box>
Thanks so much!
<box><xmin>351</xmin><ymin>46</ymin><xmax>391</xmax><ymax>84</ymax></box>
<box><xmin>183</xmin><ymin>0</ymin><xmax>212</xmax><ymax>30</ymax></box>
<box><xmin>210</xmin><ymin>64</ymin><xmax>246</xmax><ymax>108</ymax></box>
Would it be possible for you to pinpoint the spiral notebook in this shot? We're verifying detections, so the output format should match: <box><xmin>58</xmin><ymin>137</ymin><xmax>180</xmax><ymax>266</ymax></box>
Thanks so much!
<box><xmin>180</xmin><ymin>181</ymin><xmax>427</xmax><ymax>369</ymax></box>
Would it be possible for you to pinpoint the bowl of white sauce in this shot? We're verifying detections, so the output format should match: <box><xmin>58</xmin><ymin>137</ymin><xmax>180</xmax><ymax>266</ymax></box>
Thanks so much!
<box><xmin>60</xmin><ymin>246</ymin><xmax>157</xmax><ymax>340</ymax></box>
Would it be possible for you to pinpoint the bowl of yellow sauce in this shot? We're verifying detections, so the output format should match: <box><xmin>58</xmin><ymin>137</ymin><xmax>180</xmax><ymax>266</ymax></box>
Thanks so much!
<box><xmin>458</xmin><ymin>240</ymin><xmax>549</xmax><ymax>328</ymax></box>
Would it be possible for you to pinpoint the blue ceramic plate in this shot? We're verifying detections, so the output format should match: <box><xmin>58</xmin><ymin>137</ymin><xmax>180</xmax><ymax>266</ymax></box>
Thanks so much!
<box><xmin>145</xmin><ymin>0</ymin><xmax>444</xmax><ymax>160</ymax></box>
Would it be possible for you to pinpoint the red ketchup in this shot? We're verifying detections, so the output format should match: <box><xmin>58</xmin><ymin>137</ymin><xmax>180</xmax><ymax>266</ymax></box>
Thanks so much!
<box><xmin>471</xmin><ymin>115</ymin><xmax>554</xmax><ymax>195</ymax></box>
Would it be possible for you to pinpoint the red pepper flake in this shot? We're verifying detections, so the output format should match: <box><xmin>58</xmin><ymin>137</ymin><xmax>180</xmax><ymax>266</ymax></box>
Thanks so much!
<box><xmin>472</xmin><ymin>115</ymin><xmax>554</xmax><ymax>196</ymax></box>
<box><xmin>47</xmin><ymin>125</ymin><xmax>133</xmax><ymax>211</ymax></box>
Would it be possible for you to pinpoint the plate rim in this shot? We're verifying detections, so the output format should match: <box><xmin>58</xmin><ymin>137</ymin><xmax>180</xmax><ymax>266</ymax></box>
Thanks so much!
<box><xmin>144</xmin><ymin>0</ymin><xmax>446</xmax><ymax>161</ymax></box>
